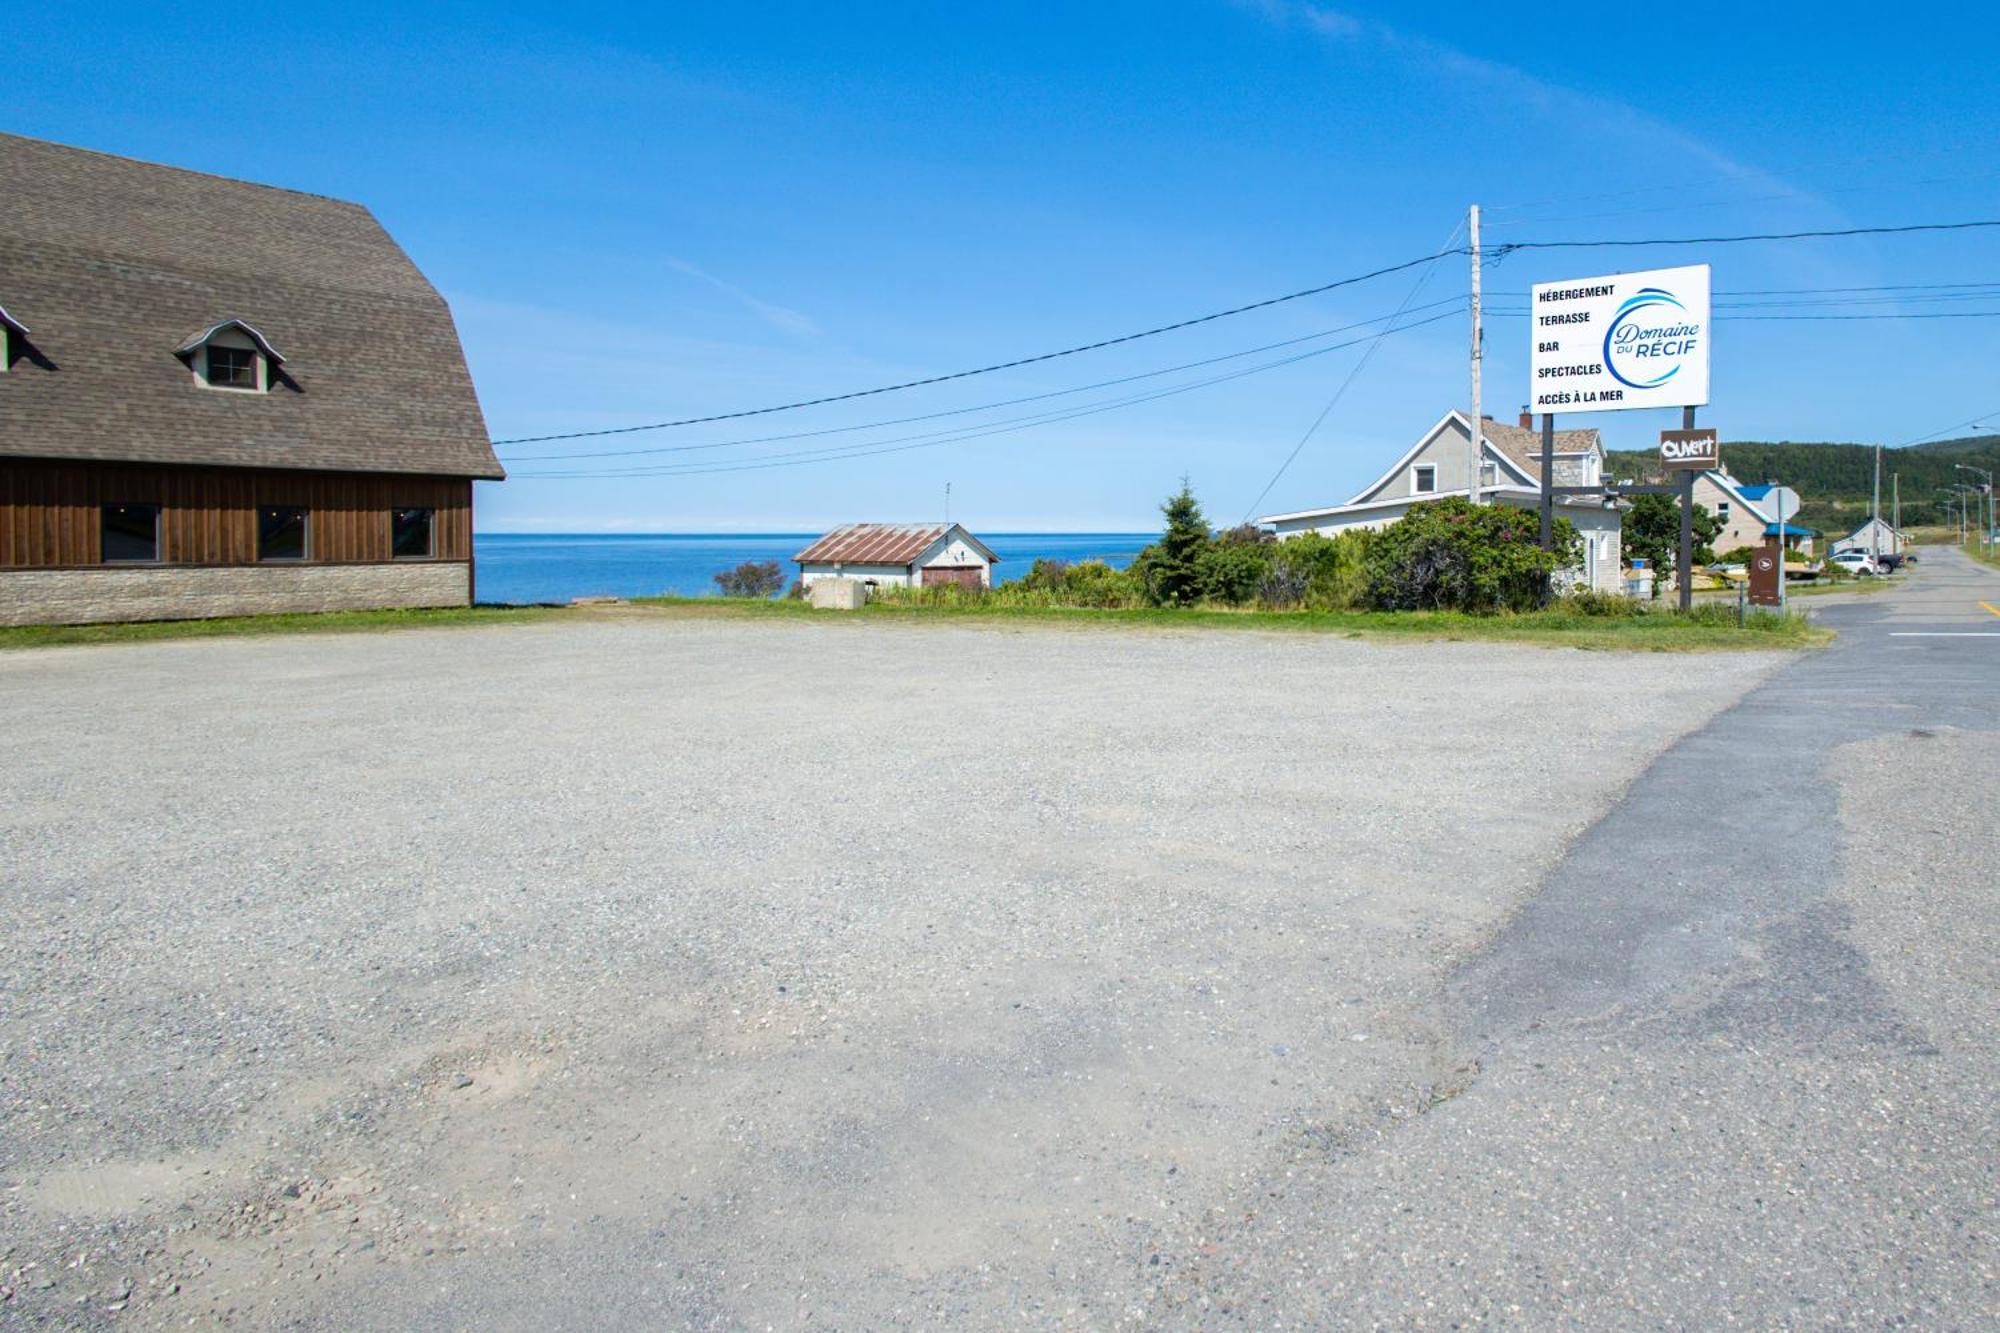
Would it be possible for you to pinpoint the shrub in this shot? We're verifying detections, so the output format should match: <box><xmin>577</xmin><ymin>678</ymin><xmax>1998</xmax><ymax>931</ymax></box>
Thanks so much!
<box><xmin>1256</xmin><ymin>562</ymin><xmax>1311</xmax><ymax>608</ymax></box>
<box><xmin>1194</xmin><ymin>540</ymin><xmax>1273</xmax><ymax>604</ymax></box>
<box><xmin>1365</xmin><ymin>498</ymin><xmax>1579</xmax><ymax>613</ymax></box>
<box><xmin>1216</xmin><ymin>522</ymin><xmax>1274</xmax><ymax>547</ymax></box>
<box><xmin>714</xmin><ymin>559</ymin><xmax>785</xmax><ymax>598</ymax></box>
<box><xmin>1268</xmin><ymin>530</ymin><xmax>1372</xmax><ymax>610</ymax></box>
<box><xmin>1014</xmin><ymin>558</ymin><xmax>1143</xmax><ymax>608</ymax></box>
<box><xmin>1554</xmin><ymin>588</ymin><xmax>1639</xmax><ymax>618</ymax></box>
<box><xmin>1716</xmin><ymin>545</ymin><xmax>1760</xmax><ymax>566</ymax></box>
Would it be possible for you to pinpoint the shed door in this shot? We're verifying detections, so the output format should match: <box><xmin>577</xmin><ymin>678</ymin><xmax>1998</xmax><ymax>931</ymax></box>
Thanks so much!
<box><xmin>921</xmin><ymin>566</ymin><xmax>982</xmax><ymax>590</ymax></box>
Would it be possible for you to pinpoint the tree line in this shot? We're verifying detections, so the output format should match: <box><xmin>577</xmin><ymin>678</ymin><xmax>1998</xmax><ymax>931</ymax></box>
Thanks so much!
<box><xmin>1606</xmin><ymin>435</ymin><xmax>2000</xmax><ymax>530</ymax></box>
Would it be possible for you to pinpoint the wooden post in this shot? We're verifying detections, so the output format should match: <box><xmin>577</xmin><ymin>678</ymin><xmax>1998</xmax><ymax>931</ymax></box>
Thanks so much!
<box><xmin>1678</xmin><ymin>406</ymin><xmax>1696</xmax><ymax>610</ymax></box>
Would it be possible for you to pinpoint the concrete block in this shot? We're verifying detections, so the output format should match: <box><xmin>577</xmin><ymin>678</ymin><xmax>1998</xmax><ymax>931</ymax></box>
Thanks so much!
<box><xmin>808</xmin><ymin>578</ymin><xmax>869</xmax><ymax>611</ymax></box>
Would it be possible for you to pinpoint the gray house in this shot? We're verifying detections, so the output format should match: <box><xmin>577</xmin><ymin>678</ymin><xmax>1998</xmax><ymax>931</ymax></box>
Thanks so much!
<box><xmin>1257</xmin><ymin>410</ymin><xmax>1627</xmax><ymax>594</ymax></box>
<box><xmin>0</xmin><ymin>133</ymin><xmax>503</xmax><ymax>626</ymax></box>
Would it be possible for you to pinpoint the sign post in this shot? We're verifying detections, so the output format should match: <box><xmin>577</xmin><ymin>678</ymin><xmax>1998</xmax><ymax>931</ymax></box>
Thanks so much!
<box><xmin>1529</xmin><ymin>264</ymin><xmax>1712</xmax><ymax>608</ymax></box>
<box><xmin>1658</xmin><ymin>426</ymin><xmax>1718</xmax><ymax>612</ymax></box>
<box><xmin>1748</xmin><ymin>544</ymin><xmax>1781</xmax><ymax>607</ymax></box>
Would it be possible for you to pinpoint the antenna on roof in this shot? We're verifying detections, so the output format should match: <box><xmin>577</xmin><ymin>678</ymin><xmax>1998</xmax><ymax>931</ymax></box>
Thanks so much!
<box><xmin>945</xmin><ymin>481</ymin><xmax>952</xmax><ymax>527</ymax></box>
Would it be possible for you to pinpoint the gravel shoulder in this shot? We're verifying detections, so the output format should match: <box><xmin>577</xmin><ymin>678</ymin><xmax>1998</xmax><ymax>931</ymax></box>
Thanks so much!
<box><xmin>0</xmin><ymin>619</ymin><xmax>1788</xmax><ymax>1328</ymax></box>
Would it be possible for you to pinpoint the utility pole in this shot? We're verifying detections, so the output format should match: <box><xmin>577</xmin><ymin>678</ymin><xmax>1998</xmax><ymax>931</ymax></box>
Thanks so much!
<box><xmin>1773</xmin><ymin>483</ymin><xmax>1789</xmax><ymax>609</ymax></box>
<box><xmin>1892</xmin><ymin>472</ymin><xmax>1900</xmax><ymax>534</ymax></box>
<box><xmin>1468</xmin><ymin>203</ymin><xmax>1483</xmax><ymax>505</ymax></box>
<box><xmin>1871</xmin><ymin>443</ymin><xmax>1882</xmax><ymax>565</ymax></box>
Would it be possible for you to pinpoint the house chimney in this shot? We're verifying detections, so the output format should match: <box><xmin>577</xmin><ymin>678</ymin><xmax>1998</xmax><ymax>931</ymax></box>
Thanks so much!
<box><xmin>1518</xmin><ymin>405</ymin><xmax>1532</xmax><ymax>429</ymax></box>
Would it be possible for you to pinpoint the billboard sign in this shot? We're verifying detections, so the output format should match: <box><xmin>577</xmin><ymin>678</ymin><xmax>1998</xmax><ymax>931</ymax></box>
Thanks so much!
<box><xmin>1529</xmin><ymin>264</ymin><xmax>1710</xmax><ymax>413</ymax></box>
<box><xmin>1659</xmin><ymin>427</ymin><xmax>1719</xmax><ymax>471</ymax></box>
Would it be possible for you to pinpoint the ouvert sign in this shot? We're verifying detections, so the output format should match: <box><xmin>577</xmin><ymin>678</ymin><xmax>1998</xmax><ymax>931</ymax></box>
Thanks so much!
<box><xmin>1659</xmin><ymin>427</ymin><xmax>1719</xmax><ymax>471</ymax></box>
<box><xmin>1528</xmin><ymin>264</ymin><xmax>1711</xmax><ymax>413</ymax></box>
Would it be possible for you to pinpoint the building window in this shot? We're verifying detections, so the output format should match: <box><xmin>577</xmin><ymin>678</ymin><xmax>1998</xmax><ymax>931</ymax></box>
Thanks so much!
<box><xmin>206</xmin><ymin>345</ymin><xmax>259</xmax><ymax>389</ymax></box>
<box><xmin>259</xmin><ymin>506</ymin><xmax>308</xmax><ymax>561</ymax></box>
<box><xmin>1413</xmin><ymin>464</ymin><xmax>1437</xmax><ymax>494</ymax></box>
<box><xmin>1480</xmin><ymin>461</ymin><xmax>1499</xmax><ymax>488</ymax></box>
<box><xmin>391</xmin><ymin>507</ymin><xmax>435</xmax><ymax>558</ymax></box>
<box><xmin>101</xmin><ymin>503</ymin><xmax>161</xmax><ymax>563</ymax></box>
<box><xmin>1716</xmin><ymin>502</ymin><xmax>1730</xmax><ymax>523</ymax></box>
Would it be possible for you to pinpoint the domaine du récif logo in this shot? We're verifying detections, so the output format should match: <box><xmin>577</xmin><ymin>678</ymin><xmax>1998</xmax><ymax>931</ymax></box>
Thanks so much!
<box><xmin>1603</xmin><ymin>286</ymin><xmax>1703</xmax><ymax>390</ymax></box>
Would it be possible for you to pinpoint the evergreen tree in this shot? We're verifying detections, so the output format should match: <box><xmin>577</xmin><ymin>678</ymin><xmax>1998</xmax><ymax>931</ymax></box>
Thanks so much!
<box><xmin>1135</xmin><ymin>478</ymin><xmax>1212</xmax><ymax>606</ymax></box>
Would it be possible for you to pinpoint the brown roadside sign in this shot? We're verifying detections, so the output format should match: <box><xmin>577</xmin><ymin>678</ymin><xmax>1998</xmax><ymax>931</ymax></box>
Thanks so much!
<box><xmin>1660</xmin><ymin>427</ymin><xmax>1719</xmax><ymax>471</ymax></box>
<box><xmin>1748</xmin><ymin>541</ymin><xmax>1781</xmax><ymax>606</ymax></box>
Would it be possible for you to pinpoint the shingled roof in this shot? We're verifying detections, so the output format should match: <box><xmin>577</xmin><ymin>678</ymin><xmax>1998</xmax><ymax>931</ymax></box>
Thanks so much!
<box><xmin>0</xmin><ymin>133</ymin><xmax>502</xmax><ymax>479</ymax></box>
<box><xmin>1480</xmin><ymin>418</ymin><xmax>1602</xmax><ymax>477</ymax></box>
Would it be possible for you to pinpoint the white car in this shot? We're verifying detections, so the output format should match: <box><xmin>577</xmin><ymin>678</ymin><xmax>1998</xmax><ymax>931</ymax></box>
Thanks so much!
<box><xmin>1829</xmin><ymin>550</ymin><xmax>1881</xmax><ymax>577</ymax></box>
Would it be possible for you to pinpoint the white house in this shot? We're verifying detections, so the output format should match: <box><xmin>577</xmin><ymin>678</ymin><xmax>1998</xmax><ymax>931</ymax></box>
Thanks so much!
<box><xmin>794</xmin><ymin>522</ymin><xmax>998</xmax><ymax>591</ymax></box>
<box><xmin>1689</xmin><ymin>471</ymin><xmax>1812</xmax><ymax>554</ymax></box>
<box><xmin>1831</xmin><ymin>516</ymin><xmax>1907</xmax><ymax>558</ymax></box>
<box><xmin>1256</xmin><ymin>410</ymin><xmax>1628</xmax><ymax>594</ymax></box>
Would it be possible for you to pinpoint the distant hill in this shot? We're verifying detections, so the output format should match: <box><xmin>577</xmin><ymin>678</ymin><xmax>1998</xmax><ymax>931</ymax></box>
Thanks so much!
<box><xmin>1911</xmin><ymin>433</ymin><xmax>2000</xmax><ymax>454</ymax></box>
<box><xmin>1603</xmin><ymin>436</ymin><xmax>2000</xmax><ymax>532</ymax></box>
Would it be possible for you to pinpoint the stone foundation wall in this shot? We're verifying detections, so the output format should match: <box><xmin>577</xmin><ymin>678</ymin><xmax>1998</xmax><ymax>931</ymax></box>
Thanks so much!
<box><xmin>0</xmin><ymin>563</ymin><xmax>471</xmax><ymax>627</ymax></box>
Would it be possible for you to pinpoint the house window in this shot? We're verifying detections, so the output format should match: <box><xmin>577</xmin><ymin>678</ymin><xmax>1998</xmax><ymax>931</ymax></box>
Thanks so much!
<box><xmin>259</xmin><ymin>506</ymin><xmax>308</xmax><ymax>561</ymax></box>
<box><xmin>391</xmin><ymin>507</ymin><xmax>435</xmax><ymax>558</ymax></box>
<box><xmin>1480</xmin><ymin>461</ymin><xmax>1499</xmax><ymax>488</ymax></box>
<box><xmin>101</xmin><ymin>503</ymin><xmax>161</xmax><ymax>563</ymax></box>
<box><xmin>206</xmin><ymin>345</ymin><xmax>259</xmax><ymax>389</ymax></box>
<box><xmin>1412</xmin><ymin>464</ymin><xmax>1437</xmax><ymax>494</ymax></box>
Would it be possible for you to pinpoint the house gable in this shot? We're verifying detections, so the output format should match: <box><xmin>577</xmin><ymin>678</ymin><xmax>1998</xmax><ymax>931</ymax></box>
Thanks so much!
<box><xmin>1349</xmin><ymin>411</ymin><xmax>1536</xmax><ymax>506</ymax></box>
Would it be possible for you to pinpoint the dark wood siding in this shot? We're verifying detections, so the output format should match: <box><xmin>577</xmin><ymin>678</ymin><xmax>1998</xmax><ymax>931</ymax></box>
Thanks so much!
<box><xmin>0</xmin><ymin>460</ymin><xmax>472</xmax><ymax>567</ymax></box>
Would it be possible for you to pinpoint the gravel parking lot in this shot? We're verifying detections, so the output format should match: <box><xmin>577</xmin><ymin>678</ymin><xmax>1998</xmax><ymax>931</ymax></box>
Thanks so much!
<box><xmin>0</xmin><ymin>617</ymin><xmax>1787</xmax><ymax>1328</ymax></box>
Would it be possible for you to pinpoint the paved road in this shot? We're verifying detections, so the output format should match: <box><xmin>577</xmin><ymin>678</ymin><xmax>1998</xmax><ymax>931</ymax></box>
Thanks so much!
<box><xmin>1170</xmin><ymin>547</ymin><xmax>1999</xmax><ymax>1326</ymax></box>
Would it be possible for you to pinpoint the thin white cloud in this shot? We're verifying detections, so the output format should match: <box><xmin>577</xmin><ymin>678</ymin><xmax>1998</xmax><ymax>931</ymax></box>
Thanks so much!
<box><xmin>666</xmin><ymin>259</ymin><xmax>820</xmax><ymax>337</ymax></box>
<box><xmin>1238</xmin><ymin>2</ymin><xmax>1819</xmax><ymax>210</ymax></box>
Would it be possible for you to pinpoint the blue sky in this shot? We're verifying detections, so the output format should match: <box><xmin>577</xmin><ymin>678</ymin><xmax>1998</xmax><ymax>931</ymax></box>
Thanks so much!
<box><xmin>6</xmin><ymin>2</ymin><xmax>1996</xmax><ymax>531</ymax></box>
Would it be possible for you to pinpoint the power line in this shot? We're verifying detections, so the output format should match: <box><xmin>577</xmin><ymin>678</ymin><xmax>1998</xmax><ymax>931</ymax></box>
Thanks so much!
<box><xmin>1489</xmin><ymin>280</ymin><xmax>2000</xmax><ymax>299</ymax></box>
<box><xmin>1238</xmin><ymin>220</ymin><xmax>1464</xmax><ymax>523</ymax></box>
<box><xmin>491</xmin><ymin>251</ymin><xmax>1466</xmax><ymax>445</ymax></box>
<box><xmin>1892</xmin><ymin>409</ymin><xmax>2000</xmax><ymax>449</ymax></box>
<box><xmin>493</xmin><ymin>214</ymin><xmax>2000</xmax><ymax>451</ymax></box>
<box><xmin>1486</xmin><ymin>308</ymin><xmax>2000</xmax><ymax>321</ymax></box>
<box><xmin>502</xmin><ymin>297</ymin><xmax>1466</xmax><ymax>463</ymax></box>
<box><xmin>1486</xmin><ymin>218</ymin><xmax>2000</xmax><ymax>259</ymax></box>
<box><xmin>512</xmin><ymin>308</ymin><xmax>1460</xmax><ymax>480</ymax></box>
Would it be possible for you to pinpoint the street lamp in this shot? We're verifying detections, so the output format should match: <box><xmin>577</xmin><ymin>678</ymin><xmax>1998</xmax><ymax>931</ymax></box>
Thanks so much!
<box><xmin>1954</xmin><ymin>463</ymin><xmax>1994</xmax><ymax>552</ymax></box>
<box><xmin>1939</xmin><ymin>485</ymin><xmax>1974</xmax><ymax>546</ymax></box>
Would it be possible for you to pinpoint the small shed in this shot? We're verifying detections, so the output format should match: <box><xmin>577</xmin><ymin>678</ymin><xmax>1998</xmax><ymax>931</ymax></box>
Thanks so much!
<box><xmin>1831</xmin><ymin>516</ymin><xmax>1907</xmax><ymax>557</ymax></box>
<box><xmin>794</xmin><ymin>523</ymin><xmax>998</xmax><ymax>592</ymax></box>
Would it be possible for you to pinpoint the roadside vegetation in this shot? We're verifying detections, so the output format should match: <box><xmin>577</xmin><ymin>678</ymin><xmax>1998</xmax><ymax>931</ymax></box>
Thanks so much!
<box><xmin>2</xmin><ymin>484</ymin><xmax>1835</xmax><ymax>653</ymax></box>
<box><xmin>0</xmin><ymin>604</ymin><xmax>565</xmax><ymax>650</ymax></box>
<box><xmin>728</xmin><ymin>482</ymin><xmax>1823</xmax><ymax>650</ymax></box>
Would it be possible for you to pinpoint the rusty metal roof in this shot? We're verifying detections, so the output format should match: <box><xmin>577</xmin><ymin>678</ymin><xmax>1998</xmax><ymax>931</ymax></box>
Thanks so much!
<box><xmin>794</xmin><ymin>523</ymin><xmax>947</xmax><ymax>566</ymax></box>
<box><xmin>794</xmin><ymin>522</ymin><xmax>999</xmax><ymax>567</ymax></box>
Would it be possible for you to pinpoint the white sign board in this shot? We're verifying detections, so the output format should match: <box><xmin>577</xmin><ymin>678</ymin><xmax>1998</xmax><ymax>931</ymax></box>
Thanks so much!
<box><xmin>1529</xmin><ymin>264</ymin><xmax>1710</xmax><ymax>413</ymax></box>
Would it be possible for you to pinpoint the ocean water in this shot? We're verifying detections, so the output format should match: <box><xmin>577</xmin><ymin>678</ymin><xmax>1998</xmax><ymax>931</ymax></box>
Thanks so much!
<box><xmin>473</xmin><ymin>532</ymin><xmax>1154</xmax><ymax>605</ymax></box>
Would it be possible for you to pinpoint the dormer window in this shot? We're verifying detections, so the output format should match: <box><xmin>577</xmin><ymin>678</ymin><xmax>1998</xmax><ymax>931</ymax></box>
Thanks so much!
<box><xmin>176</xmin><ymin>319</ymin><xmax>284</xmax><ymax>393</ymax></box>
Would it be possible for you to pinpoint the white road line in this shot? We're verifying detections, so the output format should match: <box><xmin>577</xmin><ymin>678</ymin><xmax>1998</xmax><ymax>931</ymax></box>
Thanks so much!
<box><xmin>1890</xmin><ymin>632</ymin><xmax>2000</xmax><ymax>638</ymax></box>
